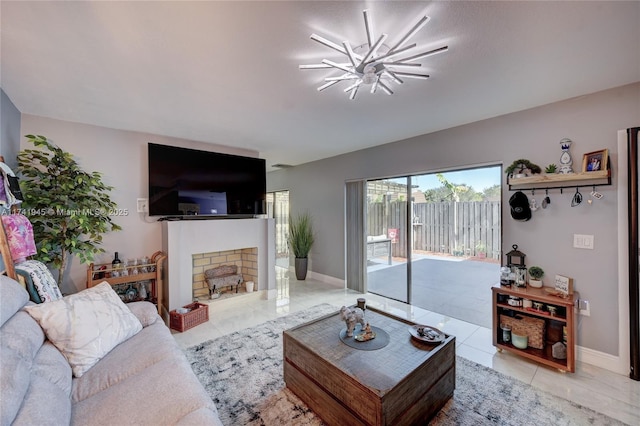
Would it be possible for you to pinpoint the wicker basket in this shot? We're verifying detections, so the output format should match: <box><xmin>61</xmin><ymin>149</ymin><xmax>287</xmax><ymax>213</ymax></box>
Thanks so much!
<box><xmin>500</xmin><ymin>314</ymin><xmax>545</xmax><ymax>349</ymax></box>
<box><xmin>170</xmin><ymin>303</ymin><xmax>209</xmax><ymax>332</ymax></box>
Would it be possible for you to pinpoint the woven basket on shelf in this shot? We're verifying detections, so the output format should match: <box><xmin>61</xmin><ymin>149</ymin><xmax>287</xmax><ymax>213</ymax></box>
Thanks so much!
<box><xmin>500</xmin><ymin>314</ymin><xmax>545</xmax><ymax>349</ymax></box>
<box><xmin>170</xmin><ymin>302</ymin><xmax>209</xmax><ymax>332</ymax></box>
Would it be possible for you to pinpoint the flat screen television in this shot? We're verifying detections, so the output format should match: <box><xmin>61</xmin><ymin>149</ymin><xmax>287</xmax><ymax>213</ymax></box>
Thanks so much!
<box><xmin>148</xmin><ymin>143</ymin><xmax>266</xmax><ymax>218</ymax></box>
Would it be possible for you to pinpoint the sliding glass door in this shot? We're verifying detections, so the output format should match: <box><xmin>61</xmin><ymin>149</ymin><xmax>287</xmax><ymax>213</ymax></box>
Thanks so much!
<box><xmin>365</xmin><ymin>167</ymin><xmax>501</xmax><ymax>327</ymax></box>
<box><xmin>365</xmin><ymin>178</ymin><xmax>410</xmax><ymax>303</ymax></box>
<box><xmin>266</xmin><ymin>190</ymin><xmax>289</xmax><ymax>269</ymax></box>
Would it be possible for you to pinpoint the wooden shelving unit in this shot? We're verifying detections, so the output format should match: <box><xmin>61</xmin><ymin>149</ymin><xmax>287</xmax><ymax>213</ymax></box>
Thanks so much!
<box><xmin>492</xmin><ymin>283</ymin><xmax>579</xmax><ymax>373</ymax></box>
<box><xmin>507</xmin><ymin>170</ymin><xmax>611</xmax><ymax>192</ymax></box>
<box><xmin>87</xmin><ymin>251</ymin><xmax>167</xmax><ymax>316</ymax></box>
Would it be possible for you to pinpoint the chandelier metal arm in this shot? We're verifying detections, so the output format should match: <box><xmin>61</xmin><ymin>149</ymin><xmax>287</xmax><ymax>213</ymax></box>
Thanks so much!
<box><xmin>363</xmin><ymin>9</ymin><xmax>375</xmax><ymax>52</ymax></box>
<box><xmin>344</xmin><ymin>80</ymin><xmax>362</xmax><ymax>93</ymax></box>
<box><xmin>358</xmin><ymin>33</ymin><xmax>388</xmax><ymax>69</ymax></box>
<box><xmin>383</xmin><ymin>70</ymin><xmax>404</xmax><ymax>85</ymax></box>
<box><xmin>387</xmin><ymin>15</ymin><xmax>430</xmax><ymax>54</ymax></box>
<box><xmin>394</xmin><ymin>45</ymin><xmax>449</xmax><ymax>63</ymax></box>
<box><xmin>325</xmin><ymin>75</ymin><xmax>360</xmax><ymax>82</ymax></box>
<box><xmin>317</xmin><ymin>80</ymin><xmax>341</xmax><ymax>91</ymax></box>
<box><xmin>392</xmin><ymin>71</ymin><xmax>430</xmax><ymax>80</ymax></box>
<box><xmin>322</xmin><ymin>59</ymin><xmax>354</xmax><ymax>73</ymax></box>
<box><xmin>373</xmin><ymin>43</ymin><xmax>417</xmax><ymax>63</ymax></box>
<box><xmin>310</xmin><ymin>33</ymin><xmax>349</xmax><ymax>56</ymax></box>
<box><xmin>384</xmin><ymin>62</ymin><xmax>422</xmax><ymax>68</ymax></box>
<box><xmin>377</xmin><ymin>80</ymin><xmax>394</xmax><ymax>95</ymax></box>
<box><xmin>299</xmin><ymin>63</ymin><xmax>335</xmax><ymax>69</ymax></box>
<box><xmin>343</xmin><ymin>41</ymin><xmax>359</xmax><ymax>67</ymax></box>
<box><xmin>349</xmin><ymin>85</ymin><xmax>360</xmax><ymax>100</ymax></box>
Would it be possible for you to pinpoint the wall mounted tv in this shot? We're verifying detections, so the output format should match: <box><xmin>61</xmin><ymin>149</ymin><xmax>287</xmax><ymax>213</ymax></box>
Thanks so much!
<box><xmin>148</xmin><ymin>143</ymin><xmax>266</xmax><ymax>218</ymax></box>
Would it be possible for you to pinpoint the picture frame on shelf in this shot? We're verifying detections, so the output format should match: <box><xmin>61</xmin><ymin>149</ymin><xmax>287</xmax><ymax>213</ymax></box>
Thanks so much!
<box><xmin>582</xmin><ymin>149</ymin><xmax>608</xmax><ymax>173</ymax></box>
<box><xmin>554</xmin><ymin>274</ymin><xmax>574</xmax><ymax>296</ymax></box>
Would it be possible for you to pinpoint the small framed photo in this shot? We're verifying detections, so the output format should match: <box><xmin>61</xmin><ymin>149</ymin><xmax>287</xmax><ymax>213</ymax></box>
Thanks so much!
<box><xmin>582</xmin><ymin>149</ymin><xmax>608</xmax><ymax>173</ymax></box>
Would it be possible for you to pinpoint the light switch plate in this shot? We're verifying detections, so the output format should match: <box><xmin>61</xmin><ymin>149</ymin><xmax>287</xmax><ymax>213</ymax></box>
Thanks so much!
<box><xmin>573</xmin><ymin>234</ymin><xmax>594</xmax><ymax>250</ymax></box>
<box><xmin>136</xmin><ymin>198</ymin><xmax>148</xmax><ymax>213</ymax></box>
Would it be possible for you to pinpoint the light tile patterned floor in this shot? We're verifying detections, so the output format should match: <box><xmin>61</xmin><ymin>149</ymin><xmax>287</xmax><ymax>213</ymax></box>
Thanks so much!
<box><xmin>173</xmin><ymin>267</ymin><xmax>640</xmax><ymax>425</ymax></box>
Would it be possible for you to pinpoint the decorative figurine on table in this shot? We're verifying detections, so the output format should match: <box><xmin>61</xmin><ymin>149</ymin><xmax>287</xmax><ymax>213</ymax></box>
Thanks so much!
<box><xmin>355</xmin><ymin>322</ymin><xmax>376</xmax><ymax>342</ymax></box>
<box><xmin>340</xmin><ymin>306</ymin><xmax>365</xmax><ymax>337</ymax></box>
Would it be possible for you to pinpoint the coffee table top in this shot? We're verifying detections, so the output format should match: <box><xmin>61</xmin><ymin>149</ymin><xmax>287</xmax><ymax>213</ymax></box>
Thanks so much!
<box><xmin>284</xmin><ymin>306</ymin><xmax>455</xmax><ymax>393</ymax></box>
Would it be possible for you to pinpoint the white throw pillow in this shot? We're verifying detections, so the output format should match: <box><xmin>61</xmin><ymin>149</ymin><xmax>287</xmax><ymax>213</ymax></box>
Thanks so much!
<box><xmin>23</xmin><ymin>281</ymin><xmax>142</xmax><ymax>377</ymax></box>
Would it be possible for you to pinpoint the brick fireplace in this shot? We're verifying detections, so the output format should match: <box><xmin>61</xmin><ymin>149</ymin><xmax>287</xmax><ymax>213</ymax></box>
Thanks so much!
<box><xmin>192</xmin><ymin>247</ymin><xmax>258</xmax><ymax>300</ymax></box>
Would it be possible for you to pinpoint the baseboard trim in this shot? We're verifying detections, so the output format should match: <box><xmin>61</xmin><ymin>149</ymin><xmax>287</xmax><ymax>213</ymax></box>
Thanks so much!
<box><xmin>306</xmin><ymin>270</ymin><xmax>345</xmax><ymax>288</ymax></box>
<box><xmin>577</xmin><ymin>345</ymin><xmax>629</xmax><ymax>375</ymax></box>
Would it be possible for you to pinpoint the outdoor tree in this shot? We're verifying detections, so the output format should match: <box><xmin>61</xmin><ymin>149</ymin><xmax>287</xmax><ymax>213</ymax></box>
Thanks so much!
<box><xmin>481</xmin><ymin>184</ymin><xmax>501</xmax><ymax>201</ymax></box>
<box><xmin>423</xmin><ymin>174</ymin><xmax>482</xmax><ymax>202</ymax></box>
<box><xmin>17</xmin><ymin>134</ymin><xmax>121</xmax><ymax>284</ymax></box>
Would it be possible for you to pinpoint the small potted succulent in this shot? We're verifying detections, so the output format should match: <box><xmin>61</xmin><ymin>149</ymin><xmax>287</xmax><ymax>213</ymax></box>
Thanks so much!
<box><xmin>545</xmin><ymin>164</ymin><xmax>558</xmax><ymax>174</ymax></box>
<box><xmin>528</xmin><ymin>266</ymin><xmax>544</xmax><ymax>288</ymax></box>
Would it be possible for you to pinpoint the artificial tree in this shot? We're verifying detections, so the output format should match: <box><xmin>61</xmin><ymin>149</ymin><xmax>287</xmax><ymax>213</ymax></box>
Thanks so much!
<box><xmin>17</xmin><ymin>135</ymin><xmax>121</xmax><ymax>285</ymax></box>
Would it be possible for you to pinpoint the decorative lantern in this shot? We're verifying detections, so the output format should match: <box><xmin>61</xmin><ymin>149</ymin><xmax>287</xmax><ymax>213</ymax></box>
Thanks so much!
<box><xmin>506</xmin><ymin>244</ymin><xmax>526</xmax><ymax>267</ymax></box>
<box><xmin>506</xmin><ymin>244</ymin><xmax>527</xmax><ymax>287</ymax></box>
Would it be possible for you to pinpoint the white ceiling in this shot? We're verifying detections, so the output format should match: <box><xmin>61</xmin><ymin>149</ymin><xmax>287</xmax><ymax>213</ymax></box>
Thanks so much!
<box><xmin>1</xmin><ymin>1</ymin><xmax>639</xmax><ymax>169</ymax></box>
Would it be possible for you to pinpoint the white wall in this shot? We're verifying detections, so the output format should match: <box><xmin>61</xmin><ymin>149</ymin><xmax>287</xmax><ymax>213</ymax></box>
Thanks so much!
<box><xmin>268</xmin><ymin>82</ymin><xmax>640</xmax><ymax>358</ymax></box>
<box><xmin>19</xmin><ymin>114</ymin><xmax>259</xmax><ymax>295</ymax></box>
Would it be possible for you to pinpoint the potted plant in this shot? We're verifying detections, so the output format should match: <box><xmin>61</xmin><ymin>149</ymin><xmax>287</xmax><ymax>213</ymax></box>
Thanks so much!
<box><xmin>545</xmin><ymin>164</ymin><xmax>558</xmax><ymax>174</ymax></box>
<box><xmin>475</xmin><ymin>241</ymin><xmax>487</xmax><ymax>258</ymax></box>
<box><xmin>505</xmin><ymin>159</ymin><xmax>542</xmax><ymax>178</ymax></box>
<box><xmin>528</xmin><ymin>266</ymin><xmax>544</xmax><ymax>288</ymax></box>
<box><xmin>17</xmin><ymin>135</ymin><xmax>121</xmax><ymax>285</ymax></box>
<box><xmin>288</xmin><ymin>212</ymin><xmax>314</xmax><ymax>280</ymax></box>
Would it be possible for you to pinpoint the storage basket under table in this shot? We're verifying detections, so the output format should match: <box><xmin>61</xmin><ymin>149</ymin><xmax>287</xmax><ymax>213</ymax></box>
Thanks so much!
<box><xmin>170</xmin><ymin>303</ymin><xmax>209</xmax><ymax>332</ymax></box>
<box><xmin>500</xmin><ymin>314</ymin><xmax>545</xmax><ymax>349</ymax></box>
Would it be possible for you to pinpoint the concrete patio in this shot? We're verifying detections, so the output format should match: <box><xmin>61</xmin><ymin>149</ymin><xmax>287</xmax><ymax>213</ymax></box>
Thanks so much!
<box><xmin>367</xmin><ymin>254</ymin><xmax>499</xmax><ymax>328</ymax></box>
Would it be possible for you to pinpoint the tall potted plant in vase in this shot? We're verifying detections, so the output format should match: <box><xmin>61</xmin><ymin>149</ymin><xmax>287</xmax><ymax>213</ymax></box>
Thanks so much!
<box><xmin>288</xmin><ymin>212</ymin><xmax>314</xmax><ymax>280</ymax></box>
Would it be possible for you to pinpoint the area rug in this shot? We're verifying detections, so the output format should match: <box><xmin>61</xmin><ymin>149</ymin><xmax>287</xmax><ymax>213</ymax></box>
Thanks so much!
<box><xmin>185</xmin><ymin>304</ymin><xmax>626</xmax><ymax>426</ymax></box>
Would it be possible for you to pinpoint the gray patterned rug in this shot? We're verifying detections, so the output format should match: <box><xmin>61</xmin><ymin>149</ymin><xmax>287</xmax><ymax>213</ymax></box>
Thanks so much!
<box><xmin>185</xmin><ymin>304</ymin><xmax>626</xmax><ymax>426</ymax></box>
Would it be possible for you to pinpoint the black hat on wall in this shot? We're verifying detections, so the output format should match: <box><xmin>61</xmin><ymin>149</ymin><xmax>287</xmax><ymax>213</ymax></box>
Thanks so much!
<box><xmin>509</xmin><ymin>191</ymin><xmax>531</xmax><ymax>221</ymax></box>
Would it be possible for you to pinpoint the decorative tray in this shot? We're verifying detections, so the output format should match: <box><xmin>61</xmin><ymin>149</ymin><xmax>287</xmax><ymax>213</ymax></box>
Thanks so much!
<box><xmin>408</xmin><ymin>325</ymin><xmax>445</xmax><ymax>344</ymax></box>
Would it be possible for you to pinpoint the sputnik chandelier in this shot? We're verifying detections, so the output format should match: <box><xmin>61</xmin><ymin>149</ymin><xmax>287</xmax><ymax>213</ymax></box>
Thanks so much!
<box><xmin>299</xmin><ymin>9</ymin><xmax>448</xmax><ymax>99</ymax></box>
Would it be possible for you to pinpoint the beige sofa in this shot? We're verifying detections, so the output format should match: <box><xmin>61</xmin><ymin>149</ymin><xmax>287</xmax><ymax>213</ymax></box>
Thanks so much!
<box><xmin>0</xmin><ymin>275</ymin><xmax>222</xmax><ymax>425</ymax></box>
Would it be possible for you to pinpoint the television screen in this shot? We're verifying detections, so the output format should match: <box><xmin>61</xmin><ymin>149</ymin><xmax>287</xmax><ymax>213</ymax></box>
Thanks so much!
<box><xmin>148</xmin><ymin>143</ymin><xmax>266</xmax><ymax>217</ymax></box>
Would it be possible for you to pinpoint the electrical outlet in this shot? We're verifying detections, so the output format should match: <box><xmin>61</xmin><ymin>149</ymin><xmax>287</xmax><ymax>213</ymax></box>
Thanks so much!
<box><xmin>136</xmin><ymin>198</ymin><xmax>148</xmax><ymax>213</ymax></box>
<box><xmin>579</xmin><ymin>299</ymin><xmax>591</xmax><ymax>316</ymax></box>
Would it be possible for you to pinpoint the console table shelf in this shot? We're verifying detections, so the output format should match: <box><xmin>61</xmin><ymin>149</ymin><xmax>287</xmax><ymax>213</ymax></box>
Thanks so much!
<box><xmin>492</xmin><ymin>284</ymin><xmax>579</xmax><ymax>373</ymax></box>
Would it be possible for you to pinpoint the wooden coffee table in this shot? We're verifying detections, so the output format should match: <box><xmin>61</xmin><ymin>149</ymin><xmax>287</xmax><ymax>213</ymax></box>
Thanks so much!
<box><xmin>283</xmin><ymin>306</ymin><xmax>455</xmax><ymax>426</ymax></box>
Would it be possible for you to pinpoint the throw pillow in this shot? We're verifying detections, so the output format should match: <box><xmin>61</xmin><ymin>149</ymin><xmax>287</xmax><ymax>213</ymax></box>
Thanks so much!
<box><xmin>23</xmin><ymin>282</ymin><xmax>142</xmax><ymax>377</ymax></box>
<box><xmin>15</xmin><ymin>260</ymin><xmax>63</xmax><ymax>303</ymax></box>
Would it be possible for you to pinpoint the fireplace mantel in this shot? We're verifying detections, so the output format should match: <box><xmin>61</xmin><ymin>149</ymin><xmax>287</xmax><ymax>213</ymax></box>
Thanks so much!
<box><xmin>161</xmin><ymin>218</ymin><xmax>276</xmax><ymax>311</ymax></box>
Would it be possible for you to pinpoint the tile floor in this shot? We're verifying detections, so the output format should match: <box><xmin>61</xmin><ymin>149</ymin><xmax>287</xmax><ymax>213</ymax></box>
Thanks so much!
<box><xmin>172</xmin><ymin>268</ymin><xmax>640</xmax><ymax>425</ymax></box>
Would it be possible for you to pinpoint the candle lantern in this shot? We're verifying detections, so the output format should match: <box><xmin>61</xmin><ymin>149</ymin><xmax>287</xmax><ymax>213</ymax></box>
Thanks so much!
<box><xmin>506</xmin><ymin>244</ymin><xmax>527</xmax><ymax>287</ymax></box>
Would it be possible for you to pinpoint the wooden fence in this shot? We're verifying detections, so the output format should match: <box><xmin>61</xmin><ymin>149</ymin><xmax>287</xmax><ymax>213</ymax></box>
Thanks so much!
<box><xmin>367</xmin><ymin>201</ymin><xmax>501</xmax><ymax>259</ymax></box>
